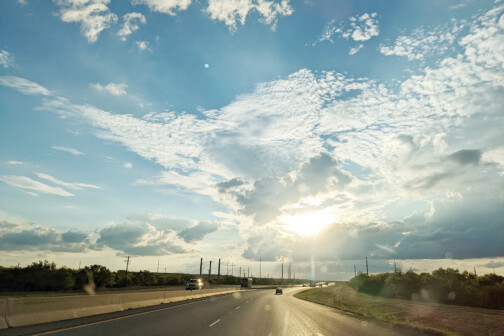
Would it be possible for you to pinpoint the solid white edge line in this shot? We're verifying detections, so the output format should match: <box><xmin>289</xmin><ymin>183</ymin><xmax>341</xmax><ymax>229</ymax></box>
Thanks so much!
<box><xmin>209</xmin><ymin>319</ymin><xmax>221</xmax><ymax>327</ymax></box>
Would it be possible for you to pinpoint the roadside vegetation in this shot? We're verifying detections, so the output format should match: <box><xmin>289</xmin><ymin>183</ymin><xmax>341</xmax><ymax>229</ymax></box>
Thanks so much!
<box><xmin>0</xmin><ymin>260</ymin><xmax>304</xmax><ymax>295</ymax></box>
<box><xmin>295</xmin><ymin>270</ymin><xmax>504</xmax><ymax>336</ymax></box>
<box><xmin>349</xmin><ymin>268</ymin><xmax>504</xmax><ymax>310</ymax></box>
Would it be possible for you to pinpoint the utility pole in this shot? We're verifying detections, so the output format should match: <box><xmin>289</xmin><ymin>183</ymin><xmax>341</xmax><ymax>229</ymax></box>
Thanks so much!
<box><xmin>78</xmin><ymin>261</ymin><xmax>81</xmax><ymax>270</ymax></box>
<box><xmin>208</xmin><ymin>261</ymin><xmax>212</xmax><ymax>279</ymax></box>
<box><xmin>124</xmin><ymin>256</ymin><xmax>130</xmax><ymax>284</ymax></box>
<box><xmin>354</xmin><ymin>264</ymin><xmax>357</xmax><ymax>277</ymax></box>
<box><xmin>218</xmin><ymin>259</ymin><xmax>221</xmax><ymax>280</ymax></box>
<box><xmin>226</xmin><ymin>262</ymin><xmax>229</xmax><ymax>276</ymax></box>
<box><xmin>394</xmin><ymin>260</ymin><xmax>397</xmax><ymax>272</ymax></box>
<box><xmin>247</xmin><ymin>267</ymin><xmax>249</xmax><ymax>278</ymax></box>
<box><xmin>164</xmin><ymin>267</ymin><xmax>167</xmax><ymax>274</ymax></box>
<box><xmin>239</xmin><ymin>266</ymin><xmax>241</xmax><ymax>278</ymax></box>
<box><xmin>366</xmin><ymin>257</ymin><xmax>369</xmax><ymax>276</ymax></box>
<box><xmin>157</xmin><ymin>260</ymin><xmax>159</xmax><ymax>274</ymax></box>
<box><xmin>474</xmin><ymin>266</ymin><xmax>477</xmax><ymax>276</ymax></box>
<box><xmin>231</xmin><ymin>263</ymin><xmax>234</xmax><ymax>276</ymax></box>
<box><xmin>200</xmin><ymin>258</ymin><xmax>203</xmax><ymax>277</ymax></box>
<box><xmin>260</xmin><ymin>257</ymin><xmax>261</xmax><ymax>279</ymax></box>
<box><xmin>282</xmin><ymin>263</ymin><xmax>284</xmax><ymax>281</ymax></box>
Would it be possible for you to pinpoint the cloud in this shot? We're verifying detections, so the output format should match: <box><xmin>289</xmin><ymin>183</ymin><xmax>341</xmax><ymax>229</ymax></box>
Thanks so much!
<box><xmin>91</xmin><ymin>82</ymin><xmax>127</xmax><ymax>96</ymax></box>
<box><xmin>118</xmin><ymin>12</ymin><xmax>146</xmax><ymax>41</ymax></box>
<box><xmin>6</xmin><ymin>161</ymin><xmax>23</xmax><ymax>165</ymax></box>
<box><xmin>35</xmin><ymin>172</ymin><xmax>101</xmax><ymax>190</ymax></box>
<box><xmin>136</xmin><ymin>41</ymin><xmax>150</xmax><ymax>51</ymax></box>
<box><xmin>95</xmin><ymin>222</ymin><xmax>186</xmax><ymax>256</ymax></box>
<box><xmin>0</xmin><ymin>50</ymin><xmax>15</xmax><ymax>68</ymax></box>
<box><xmin>379</xmin><ymin>21</ymin><xmax>463</xmax><ymax>61</ymax></box>
<box><xmin>123</xmin><ymin>162</ymin><xmax>133</xmax><ymax>168</ymax></box>
<box><xmin>317</xmin><ymin>12</ymin><xmax>379</xmax><ymax>45</ymax></box>
<box><xmin>132</xmin><ymin>0</ymin><xmax>191</xmax><ymax>15</ymax></box>
<box><xmin>349</xmin><ymin>44</ymin><xmax>363</xmax><ymax>55</ymax></box>
<box><xmin>56</xmin><ymin>0</ymin><xmax>118</xmax><ymax>43</ymax></box>
<box><xmin>228</xmin><ymin>153</ymin><xmax>351</xmax><ymax>226</ymax></box>
<box><xmin>52</xmin><ymin>145</ymin><xmax>84</xmax><ymax>155</ymax></box>
<box><xmin>216</xmin><ymin>178</ymin><xmax>244</xmax><ymax>192</ymax></box>
<box><xmin>5</xmin><ymin>4</ymin><xmax>504</xmax><ymax>263</ymax></box>
<box><xmin>0</xmin><ymin>175</ymin><xmax>74</xmax><ymax>197</ymax></box>
<box><xmin>0</xmin><ymin>220</ymin><xmax>90</xmax><ymax>252</ymax></box>
<box><xmin>205</xmin><ymin>0</ymin><xmax>293</xmax><ymax>31</ymax></box>
<box><xmin>179</xmin><ymin>221</ymin><xmax>219</xmax><ymax>242</ymax></box>
<box><xmin>0</xmin><ymin>76</ymin><xmax>51</xmax><ymax>95</ymax></box>
<box><xmin>447</xmin><ymin>149</ymin><xmax>482</xmax><ymax>165</ymax></box>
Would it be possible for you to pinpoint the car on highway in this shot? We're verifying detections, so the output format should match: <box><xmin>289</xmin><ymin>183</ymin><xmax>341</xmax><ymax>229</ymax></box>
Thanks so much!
<box><xmin>185</xmin><ymin>279</ymin><xmax>203</xmax><ymax>290</ymax></box>
<box><xmin>275</xmin><ymin>287</ymin><xmax>283</xmax><ymax>295</ymax></box>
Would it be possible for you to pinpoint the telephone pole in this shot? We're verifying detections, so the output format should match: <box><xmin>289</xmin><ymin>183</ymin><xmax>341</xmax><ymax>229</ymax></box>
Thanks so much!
<box><xmin>282</xmin><ymin>263</ymin><xmax>284</xmax><ymax>281</ymax></box>
<box><xmin>247</xmin><ymin>266</ymin><xmax>249</xmax><ymax>278</ymax></box>
<box><xmin>366</xmin><ymin>257</ymin><xmax>369</xmax><ymax>276</ymax></box>
<box><xmin>157</xmin><ymin>259</ymin><xmax>159</xmax><ymax>274</ymax></box>
<box><xmin>239</xmin><ymin>266</ymin><xmax>241</xmax><ymax>278</ymax></box>
<box><xmin>474</xmin><ymin>266</ymin><xmax>477</xmax><ymax>276</ymax></box>
<box><xmin>226</xmin><ymin>262</ymin><xmax>229</xmax><ymax>276</ymax></box>
<box><xmin>354</xmin><ymin>264</ymin><xmax>356</xmax><ymax>277</ymax></box>
<box><xmin>209</xmin><ymin>261</ymin><xmax>212</xmax><ymax>279</ymax></box>
<box><xmin>124</xmin><ymin>256</ymin><xmax>130</xmax><ymax>284</ymax></box>
<box><xmin>394</xmin><ymin>260</ymin><xmax>397</xmax><ymax>272</ymax></box>
<box><xmin>199</xmin><ymin>258</ymin><xmax>203</xmax><ymax>277</ymax></box>
<box><xmin>231</xmin><ymin>263</ymin><xmax>234</xmax><ymax>276</ymax></box>
<box><xmin>259</xmin><ymin>257</ymin><xmax>262</xmax><ymax>279</ymax></box>
<box><xmin>218</xmin><ymin>259</ymin><xmax>221</xmax><ymax>280</ymax></box>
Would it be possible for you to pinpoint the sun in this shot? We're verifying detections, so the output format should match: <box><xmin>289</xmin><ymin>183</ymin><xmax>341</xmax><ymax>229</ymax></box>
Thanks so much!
<box><xmin>281</xmin><ymin>209</ymin><xmax>334</xmax><ymax>236</ymax></box>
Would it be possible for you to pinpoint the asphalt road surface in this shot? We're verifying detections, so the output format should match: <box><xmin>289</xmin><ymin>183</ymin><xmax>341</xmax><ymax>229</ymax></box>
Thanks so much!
<box><xmin>3</xmin><ymin>288</ymin><xmax>426</xmax><ymax>336</ymax></box>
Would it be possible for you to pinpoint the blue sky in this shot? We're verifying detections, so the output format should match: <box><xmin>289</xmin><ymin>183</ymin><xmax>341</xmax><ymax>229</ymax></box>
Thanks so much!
<box><xmin>1</xmin><ymin>0</ymin><xmax>503</xmax><ymax>279</ymax></box>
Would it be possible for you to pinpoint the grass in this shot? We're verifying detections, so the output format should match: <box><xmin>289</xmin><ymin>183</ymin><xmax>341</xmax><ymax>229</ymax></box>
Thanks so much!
<box><xmin>294</xmin><ymin>283</ymin><xmax>504</xmax><ymax>336</ymax></box>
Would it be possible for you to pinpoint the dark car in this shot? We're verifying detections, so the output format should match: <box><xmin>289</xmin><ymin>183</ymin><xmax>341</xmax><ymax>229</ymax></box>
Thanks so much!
<box><xmin>275</xmin><ymin>287</ymin><xmax>283</xmax><ymax>295</ymax></box>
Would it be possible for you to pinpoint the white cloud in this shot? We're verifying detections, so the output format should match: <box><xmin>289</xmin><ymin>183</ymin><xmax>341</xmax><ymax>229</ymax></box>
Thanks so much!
<box><xmin>6</xmin><ymin>161</ymin><xmax>23</xmax><ymax>165</ymax></box>
<box><xmin>0</xmin><ymin>76</ymin><xmax>51</xmax><ymax>96</ymax></box>
<box><xmin>35</xmin><ymin>173</ymin><xmax>101</xmax><ymax>190</ymax></box>
<box><xmin>0</xmin><ymin>175</ymin><xmax>74</xmax><ymax>197</ymax></box>
<box><xmin>317</xmin><ymin>12</ymin><xmax>379</xmax><ymax>45</ymax></box>
<box><xmin>52</xmin><ymin>145</ymin><xmax>84</xmax><ymax>155</ymax></box>
<box><xmin>349</xmin><ymin>44</ymin><xmax>363</xmax><ymax>55</ymax></box>
<box><xmin>123</xmin><ymin>162</ymin><xmax>133</xmax><ymax>168</ymax></box>
<box><xmin>132</xmin><ymin>0</ymin><xmax>191</xmax><ymax>15</ymax></box>
<box><xmin>91</xmin><ymin>82</ymin><xmax>127</xmax><ymax>96</ymax></box>
<box><xmin>118</xmin><ymin>12</ymin><xmax>146</xmax><ymax>41</ymax></box>
<box><xmin>205</xmin><ymin>0</ymin><xmax>293</xmax><ymax>31</ymax></box>
<box><xmin>379</xmin><ymin>21</ymin><xmax>463</xmax><ymax>61</ymax></box>
<box><xmin>56</xmin><ymin>0</ymin><xmax>118</xmax><ymax>43</ymax></box>
<box><xmin>0</xmin><ymin>50</ymin><xmax>15</xmax><ymax>68</ymax></box>
<box><xmin>136</xmin><ymin>40</ymin><xmax>150</xmax><ymax>51</ymax></box>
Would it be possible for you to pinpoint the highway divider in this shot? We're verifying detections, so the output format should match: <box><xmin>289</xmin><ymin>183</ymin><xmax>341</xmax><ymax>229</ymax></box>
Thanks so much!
<box><xmin>1</xmin><ymin>288</ymin><xmax>241</xmax><ymax>329</ymax></box>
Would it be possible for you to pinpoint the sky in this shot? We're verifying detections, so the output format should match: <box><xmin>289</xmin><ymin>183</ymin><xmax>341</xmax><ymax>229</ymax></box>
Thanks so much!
<box><xmin>0</xmin><ymin>0</ymin><xmax>503</xmax><ymax>280</ymax></box>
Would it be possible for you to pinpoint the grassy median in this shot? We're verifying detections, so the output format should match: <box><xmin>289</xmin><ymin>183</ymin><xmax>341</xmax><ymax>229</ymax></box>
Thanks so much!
<box><xmin>294</xmin><ymin>283</ymin><xmax>504</xmax><ymax>336</ymax></box>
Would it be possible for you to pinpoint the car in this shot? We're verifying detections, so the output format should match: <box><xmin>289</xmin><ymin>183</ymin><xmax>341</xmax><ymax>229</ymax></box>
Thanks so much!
<box><xmin>185</xmin><ymin>279</ymin><xmax>203</xmax><ymax>290</ymax></box>
<box><xmin>275</xmin><ymin>287</ymin><xmax>283</xmax><ymax>295</ymax></box>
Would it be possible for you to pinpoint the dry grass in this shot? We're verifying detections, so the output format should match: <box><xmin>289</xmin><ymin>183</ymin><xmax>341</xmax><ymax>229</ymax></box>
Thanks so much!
<box><xmin>294</xmin><ymin>283</ymin><xmax>504</xmax><ymax>336</ymax></box>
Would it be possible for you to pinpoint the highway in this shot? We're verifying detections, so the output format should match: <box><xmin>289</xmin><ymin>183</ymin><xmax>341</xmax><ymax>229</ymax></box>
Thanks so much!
<box><xmin>3</xmin><ymin>288</ymin><xmax>426</xmax><ymax>336</ymax></box>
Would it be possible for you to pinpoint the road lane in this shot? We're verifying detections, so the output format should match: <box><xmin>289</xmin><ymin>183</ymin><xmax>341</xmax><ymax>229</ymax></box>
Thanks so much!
<box><xmin>2</xmin><ymin>288</ymin><xmax>427</xmax><ymax>336</ymax></box>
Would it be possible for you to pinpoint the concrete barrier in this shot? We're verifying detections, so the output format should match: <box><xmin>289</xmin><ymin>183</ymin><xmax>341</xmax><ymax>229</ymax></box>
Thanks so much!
<box><xmin>0</xmin><ymin>299</ymin><xmax>7</xmax><ymax>330</ymax></box>
<box><xmin>1</xmin><ymin>288</ymin><xmax>240</xmax><ymax>329</ymax></box>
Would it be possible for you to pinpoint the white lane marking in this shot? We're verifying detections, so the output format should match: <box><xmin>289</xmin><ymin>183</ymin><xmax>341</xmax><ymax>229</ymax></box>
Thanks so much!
<box><xmin>235</xmin><ymin>306</ymin><xmax>240</xmax><ymax>310</ymax></box>
<box><xmin>209</xmin><ymin>319</ymin><xmax>221</xmax><ymax>327</ymax></box>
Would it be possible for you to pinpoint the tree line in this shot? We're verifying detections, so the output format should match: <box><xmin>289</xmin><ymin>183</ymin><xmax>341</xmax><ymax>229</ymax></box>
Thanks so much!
<box><xmin>348</xmin><ymin>268</ymin><xmax>504</xmax><ymax>310</ymax></box>
<box><xmin>0</xmin><ymin>260</ymin><xmax>304</xmax><ymax>293</ymax></box>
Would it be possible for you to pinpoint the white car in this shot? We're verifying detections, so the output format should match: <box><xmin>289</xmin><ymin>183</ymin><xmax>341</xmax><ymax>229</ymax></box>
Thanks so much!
<box><xmin>185</xmin><ymin>279</ymin><xmax>203</xmax><ymax>290</ymax></box>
